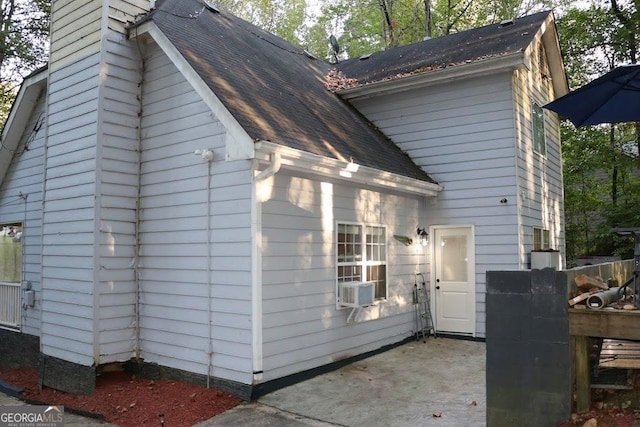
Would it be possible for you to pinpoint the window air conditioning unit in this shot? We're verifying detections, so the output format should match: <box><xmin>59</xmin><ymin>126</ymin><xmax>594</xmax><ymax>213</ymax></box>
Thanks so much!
<box><xmin>339</xmin><ymin>281</ymin><xmax>375</xmax><ymax>308</ymax></box>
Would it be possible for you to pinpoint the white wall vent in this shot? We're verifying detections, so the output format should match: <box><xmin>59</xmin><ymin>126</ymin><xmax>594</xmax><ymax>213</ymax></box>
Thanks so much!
<box><xmin>339</xmin><ymin>281</ymin><xmax>375</xmax><ymax>308</ymax></box>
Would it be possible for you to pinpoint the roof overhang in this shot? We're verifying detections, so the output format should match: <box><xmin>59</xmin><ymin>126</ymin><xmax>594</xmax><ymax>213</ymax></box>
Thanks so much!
<box><xmin>129</xmin><ymin>21</ymin><xmax>255</xmax><ymax>161</ymax></box>
<box><xmin>337</xmin><ymin>52</ymin><xmax>530</xmax><ymax>101</ymax></box>
<box><xmin>255</xmin><ymin>140</ymin><xmax>442</xmax><ymax>197</ymax></box>
<box><xmin>0</xmin><ymin>69</ymin><xmax>47</xmax><ymax>186</ymax></box>
<box><xmin>539</xmin><ymin>12</ymin><xmax>569</xmax><ymax>97</ymax></box>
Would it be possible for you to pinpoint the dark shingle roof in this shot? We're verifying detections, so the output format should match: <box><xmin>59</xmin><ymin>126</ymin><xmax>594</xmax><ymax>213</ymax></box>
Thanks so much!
<box><xmin>142</xmin><ymin>0</ymin><xmax>436</xmax><ymax>184</ymax></box>
<box><xmin>336</xmin><ymin>11</ymin><xmax>550</xmax><ymax>85</ymax></box>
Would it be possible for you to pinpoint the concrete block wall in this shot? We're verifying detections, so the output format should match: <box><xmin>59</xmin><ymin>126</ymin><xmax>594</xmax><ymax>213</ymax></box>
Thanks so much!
<box><xmin>486</xmin><ymin>268</ymin><xmax>570</xmax><ymax>426</ymax></box>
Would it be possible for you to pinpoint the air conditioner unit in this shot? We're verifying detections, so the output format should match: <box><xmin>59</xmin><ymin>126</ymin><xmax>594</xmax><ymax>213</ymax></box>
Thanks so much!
<box><xmin>339</xmin><ymin>281</ymin><xmax>375</xmax><ymax>308</ymax></box>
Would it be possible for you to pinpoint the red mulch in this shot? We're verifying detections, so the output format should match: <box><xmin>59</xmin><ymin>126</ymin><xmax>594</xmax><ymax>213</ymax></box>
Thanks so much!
<box><xmin>557</xmin><ymin>410</ymin><xmax>640</xmax><ymax>427</ymax></box>
<box><xmin>0</xmin><ymin>367</ymin><xmax>240</xmax><ymax>426</ymax></box>
<box><xmin>556</xmin><ymin>387</ymin><xmax>640</xmax><ymax>427</ymax></box>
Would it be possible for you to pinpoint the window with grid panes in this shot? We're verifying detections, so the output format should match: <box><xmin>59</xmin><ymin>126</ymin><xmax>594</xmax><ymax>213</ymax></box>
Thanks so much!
<box><xmin>533</xmin><ymin>227</ymin><xmax>550</xmax><ymax>250</ymax></box>
<box><xmin>337</xmin><ymin>223</ymin><xmax>387</xmax><ymax>300</ymax></box>
<box><xmin>532</xmin><ymin>102</ymin><xmax>546</xmax><ymax>155</ymax></box>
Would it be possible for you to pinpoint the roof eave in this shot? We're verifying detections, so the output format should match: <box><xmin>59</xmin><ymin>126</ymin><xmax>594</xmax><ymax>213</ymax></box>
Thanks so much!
<box><xmin>130</xmin><ymin>20</ymin><xmax>256</xmax><ymax>161</ymax></box>
<box><xmin>255</xmin><ymin>140</ymin><xmax>442</xmax><ymax>197</ymax></box>
<box><xmin>0</xmin><ymin>70</ymin><xmax>47</xmax><ymax>186</ymax></box>
<box><xmin>540</xmin><ymin>12</ymin><xmax>569</xmax><ymax>97</ymax></box>
<box><xmin>337</xmin><ymin>51</ymin><xmax>530</xmax><ymax>101</ymax></box>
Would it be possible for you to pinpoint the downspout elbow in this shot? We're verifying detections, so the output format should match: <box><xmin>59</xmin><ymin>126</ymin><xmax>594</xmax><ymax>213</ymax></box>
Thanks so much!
<box><xmin>254</xmin><ymin>152</ymin><xmax>281</xmax><ymax>182</ymax></box>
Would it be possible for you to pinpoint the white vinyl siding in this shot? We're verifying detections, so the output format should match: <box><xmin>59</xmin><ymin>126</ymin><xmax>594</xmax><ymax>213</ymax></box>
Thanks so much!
<box><xmin>43</xmin><ymin>31</ymin><xmax>101</xmax><ymax>365</ymax></box>
<box><xmin>0</xmin><ymin>88</ymin><xmax>46</xmax><ymax>335</ymax></box>
<box><xmin>514</xmin><ymin>38</ymin><xmax>565</xmax><ymax>267</ymax></box>
<box><xmin>49</xmin><ymin>0</ymin><xmax>102</xmax><ymax>72</ymax></box>
<box><xmin>0</xmin><ymin>91</ymin><xmax>45</xmax><ymax>335</ymax></box>
<box><xmin>41</xmin><ymin>1</ymin><xmax>150</xmax><ymax>366</ymax></box>
<box><xmin>96</xmin><ymin>32</ymin><xmax>143</xmax><ymax>364</ymax></box>
<box><xmin>49</xmin><ymin>0</ymin><xmax>150</xmax><ymax>71</ymax></box>
<box><xmin>108</xmin><ymin>0</ymin><xmax>150</xmax><ymax>31</ymax></box>
<box><xmin>138</xmin><ymin>43</ymin><xmax>253</xmax><ymax>384</ymax></box>
<box><xmin>353</xmin><ymin>73</ymin><xmax>521</xmax><ymax>338</ymax></box>
<box><xmin>260</xmin><ymin>171</ymin><xmax>424</xmax><ymax>381</ymax></box>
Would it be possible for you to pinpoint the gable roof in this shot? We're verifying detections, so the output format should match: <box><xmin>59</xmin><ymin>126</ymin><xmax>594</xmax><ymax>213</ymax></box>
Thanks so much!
<box><xmin>137</xmin><ymin>0</ymin><xmax>436</xmax><ymax>184</ymax></box>
<box><xmin>0</xmin><ymin>69</ymin><xmax>47</xmax><ymax>186</ymax></box>
<box><xmin>336</xmin><ymin>11</ymin><xmax>551</xmax><ymax>85</ymax></box>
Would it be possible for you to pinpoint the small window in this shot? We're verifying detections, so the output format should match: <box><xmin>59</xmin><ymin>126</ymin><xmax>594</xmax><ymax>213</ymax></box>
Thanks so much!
<box><xmin>533</xmin><ymin>227</ymin><xmax>550</xmax><ymax>251</ymax></box>
<box><xmin>532</xmin><ymin>102</ymin><xmax>546</xmax><ymax>155</ymax></box>
<box><xmin>0</xmin><ymin>224</ymin><xmax>22</xmax><ymax>330</ymax></box>
<box><xmin>337</xmin><ymin>223</ymin><xmax>387</xmax><ymax>300</ymax></box>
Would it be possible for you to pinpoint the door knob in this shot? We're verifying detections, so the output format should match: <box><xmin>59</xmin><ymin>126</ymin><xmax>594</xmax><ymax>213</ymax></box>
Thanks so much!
<box><xmin>436</xmin><ymin>286</ymin><xmax>440</xmax><ymax>290</ymax></box>
<box><xmin>436</xmin><ymin>278</ymin><xmax>440</xmax><ymax>283</ymax></box>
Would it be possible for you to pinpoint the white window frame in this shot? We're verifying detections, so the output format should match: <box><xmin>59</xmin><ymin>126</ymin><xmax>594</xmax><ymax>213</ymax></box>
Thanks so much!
<box><xmin>336</xmin><ymin>222</ymin><xmax>387</xmax><ymax>307</ymax></box>
<box><xmin>0</xmin><ymin>223</ymin><xmax>23</xmax><ymax>331</ymax></box>
<box><xmin>533</xmin><ymin>227</ymin><xmax>551</xmax><ymax>251</ymax></box>
<box><xmin>532</xmin><ymin>101</ymin><xmax>547</xmax><ymax>156</ymax></box>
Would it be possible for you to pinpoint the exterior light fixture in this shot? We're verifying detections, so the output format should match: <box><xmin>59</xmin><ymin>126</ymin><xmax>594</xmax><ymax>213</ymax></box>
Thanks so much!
<box><xmin>417</xmin><ymin>227</ymin><xmax>429</xmax><ymax>246</ymax></box>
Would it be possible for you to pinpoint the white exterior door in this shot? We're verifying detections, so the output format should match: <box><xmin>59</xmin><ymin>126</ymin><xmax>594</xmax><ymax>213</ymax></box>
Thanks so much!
<box><xmin>432</xmin><ymin>226</ymin><xmax>475</xmax><ymax>335</ymax></box>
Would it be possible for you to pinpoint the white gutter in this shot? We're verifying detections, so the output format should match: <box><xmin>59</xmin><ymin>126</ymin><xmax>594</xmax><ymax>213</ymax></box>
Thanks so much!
<box><xmin>338</xmin><ymin>52</ymin><xmax>530</xmax><ymax>101</ymax></box>
<box><xmin>254</xmin><ymin>141</ymin><xmax>443</xmax><ymax>197</ymax></box>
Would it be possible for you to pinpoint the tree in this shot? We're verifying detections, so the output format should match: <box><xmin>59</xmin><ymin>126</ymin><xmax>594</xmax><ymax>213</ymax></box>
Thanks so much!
<box><xmin>0</xmin><ymin>0</ymin><xmax>50</xmax><ymax>125</ymax></box>
<box><xmin>305</xmin><ymin>0</ymin><xmax>556</xmax><ymax>60</ymax></box>
<box><xmin>556</xmin><ymin>1</ymin><xmax>640</xmax><ymax>260</ymax></box>
<box><xmin>217</xmin><ymin>0</ymin><xmax>307</xmax><ymax>45</ymax></box>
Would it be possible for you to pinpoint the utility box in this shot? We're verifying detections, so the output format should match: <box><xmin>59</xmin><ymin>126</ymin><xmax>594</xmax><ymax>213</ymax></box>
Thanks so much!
<box><xmin>531</xmin><ymin>250</ymin><xmax>561</xmax><ymax>270</ymax></box>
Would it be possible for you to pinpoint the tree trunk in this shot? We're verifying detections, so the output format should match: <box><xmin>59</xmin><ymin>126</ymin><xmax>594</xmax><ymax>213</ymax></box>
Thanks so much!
<box><xmin>379</xmin><ymin>0</ymin><xmax>397</xmax><ymax>48</ymax></box>
<box><xmin>611</xmin><ymin>125</ymin><xmax>618</xmax><ymax>206</ymax></box>
<box><xmin>0</xmin><ymin>0</ymin><xmax>17</xmax><ymax>74</ymax></box>
<box><xmin>424</xmin><ymin>0</ymin><xmax>432</xmax><ymax>38</ymax></box>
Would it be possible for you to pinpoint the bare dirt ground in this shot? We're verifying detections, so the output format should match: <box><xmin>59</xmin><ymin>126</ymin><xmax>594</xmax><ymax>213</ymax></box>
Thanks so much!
<box><xmin>0</xmin><ymin>367</ymin><xmax>240</xmax><ymax>427</ymax></box>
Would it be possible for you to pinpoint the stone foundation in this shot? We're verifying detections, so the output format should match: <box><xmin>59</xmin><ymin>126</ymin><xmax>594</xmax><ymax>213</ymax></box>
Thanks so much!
<box><xmin>0</xmin><ymin>329</ymin><xmax>39</xmax><ymax>369</ymax></box>
<box><xmin>40</xmin><ymin>354</ymin><xmax>96</xmax><ymax>395</ymax></box>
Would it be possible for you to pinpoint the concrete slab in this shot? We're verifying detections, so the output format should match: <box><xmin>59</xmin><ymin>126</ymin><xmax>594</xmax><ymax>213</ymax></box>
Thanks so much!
<box><xmin>1</xmin><ymin>338</ymin><xmax>485</xmax><ymax>426</ymax></box>
<box><xmin>205</xmin><ymin>337</ymin><xmax>486</xmax><ymax>427</ymax></box>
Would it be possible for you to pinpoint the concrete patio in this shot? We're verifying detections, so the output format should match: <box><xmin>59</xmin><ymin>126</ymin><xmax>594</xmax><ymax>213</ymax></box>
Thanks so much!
<box><xmin>0</xmin><ymin>337</ymin><xmax>485</xmax><ymax>426</ymax></box>
<box><xmin>200</xmin><ymin>337</ymin><xmax>486</xmax><ymax>426</ymax></box>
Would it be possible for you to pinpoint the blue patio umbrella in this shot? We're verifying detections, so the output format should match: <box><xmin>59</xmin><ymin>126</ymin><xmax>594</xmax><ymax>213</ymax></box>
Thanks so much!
<box><xmin>544</xmin><ymin>64</ymin><xmax>640</xmax><ymax>127</ymax></box>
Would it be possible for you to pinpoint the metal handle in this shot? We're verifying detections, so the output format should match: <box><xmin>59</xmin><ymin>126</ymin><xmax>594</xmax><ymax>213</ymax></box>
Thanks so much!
<box><xmin>436</xmin><ymin>278</ymin><xmax>440</xmax><ymax>283</ymax></box>
<box><xmin>436</xmin><ymin>286</ymin><xmax>440</xmax><ymax>290</ymax></box>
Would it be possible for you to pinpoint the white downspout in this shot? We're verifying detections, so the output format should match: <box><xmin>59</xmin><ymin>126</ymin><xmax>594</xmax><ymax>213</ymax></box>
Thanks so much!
<box><xmin>195</xmin><ymin>149</ymin><xmax>215</xmax><ymax>387</ymax></box>
<box><xmin>251</xmin><ymin>151</ymin><xmax>281</xmax><ymax>383</ymax></box>
<box><xmin>254</xmin><ymin>152</ymin><xmax>281</xmax><ymax>182</ymax></box>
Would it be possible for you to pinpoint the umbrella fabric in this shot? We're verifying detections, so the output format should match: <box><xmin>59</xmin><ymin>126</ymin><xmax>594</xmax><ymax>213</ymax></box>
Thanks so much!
<box><xmin>544</xmin><ymin>64</ymin><xmax>640</xmax><ymax>127</ymax></box>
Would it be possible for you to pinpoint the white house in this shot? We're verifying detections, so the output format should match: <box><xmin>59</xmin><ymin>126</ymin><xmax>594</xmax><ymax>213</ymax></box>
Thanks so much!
<box><xmin>0</xmin><ymin>0</ymin><xmax>567</xmax><ymax>398</ymax></box>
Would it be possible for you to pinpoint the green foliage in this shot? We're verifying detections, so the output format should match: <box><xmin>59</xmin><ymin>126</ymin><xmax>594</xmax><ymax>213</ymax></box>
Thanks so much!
<box><xmin>557</xmin><ymin>1</ymin><xmax>640</xmax><ymax>261</ymax></box>
<box><xmin>0</xmin><ymin>0</ymin><xmax>50</xmax><ymax>126</ymax></box>
<box><xmin>561</xmin><ymin>124</ymin><xmax>610</xmax><ymax>260</ymax></box>
<box><xmin>217</xmin><ymin>0</ymin><xmax>307</xmax><ymax>45</ymax></box>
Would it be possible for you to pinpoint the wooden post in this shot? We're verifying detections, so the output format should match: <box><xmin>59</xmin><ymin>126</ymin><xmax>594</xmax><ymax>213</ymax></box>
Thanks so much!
<box><xmin>575</xmin><ymin>335</ymin><xmax>590</xmax><ymax>413</ymax></box>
